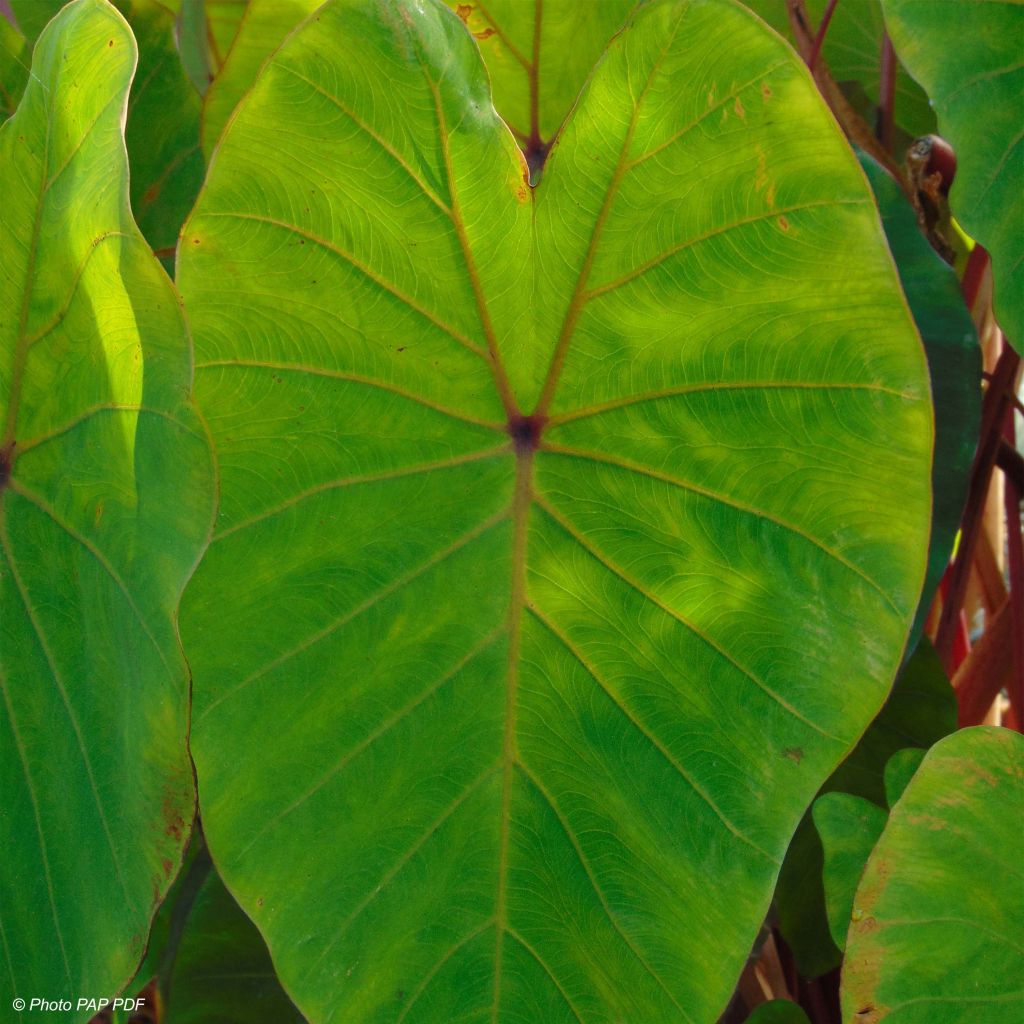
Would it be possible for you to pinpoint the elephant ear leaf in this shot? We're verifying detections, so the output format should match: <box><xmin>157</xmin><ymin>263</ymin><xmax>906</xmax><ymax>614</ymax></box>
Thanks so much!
<box><xmin>0</xmin><ymin>0</ymin><xmax>214</xmax><ymax>1015</ymax></box>
<box><xmin>842</xmin><ymin>728</ymin><xmax>1024</xmax><ymax>1023</ymax></box>
<box><xmin>178</xmin><ymin>0</ymin><xmax>932</xmax><ymax>1021</ymax></box>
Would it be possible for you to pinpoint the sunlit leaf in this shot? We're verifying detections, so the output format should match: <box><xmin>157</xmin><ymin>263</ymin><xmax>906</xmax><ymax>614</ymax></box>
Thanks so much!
<box><xmin>178</xmin><ymin>0</ymin><xmax>932</xmax><ymax>1018</ymax></box>
<box><xmin>0</xmin><ymin>0</ymin><xmax>214</xmax><ymax>1017</ymax></box>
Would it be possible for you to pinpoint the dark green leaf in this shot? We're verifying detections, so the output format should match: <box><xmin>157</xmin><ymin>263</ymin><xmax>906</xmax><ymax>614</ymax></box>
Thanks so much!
<box><xmin>774</xmin><ymin>638</ymin><xmax>956</xmax><ymax>976</ymax></box>
<box><xmin>745</xmin><ymin>999</ymin><xmax>813</xmax><ymax>1024</ymax></box>
<box><xmin>857</xmin><ymin>155</ymin><xmax>980</xmax><ymax>654</ymax></box>
<box><xmin>811</xmin><ymin>793</ymin><xmax>887</xmax><ymax>950</ymax></box>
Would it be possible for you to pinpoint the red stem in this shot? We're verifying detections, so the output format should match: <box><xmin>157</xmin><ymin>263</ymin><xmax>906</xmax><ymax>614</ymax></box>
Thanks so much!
<box><xmin>935</xmin><ymin>345</ymin><xmax>1021</xmax><ymax>671</ymax></box>
<box><xmin>808</xmin><ymin>0</ymin><xmax>840</xmax><ymax>70</ymax></box>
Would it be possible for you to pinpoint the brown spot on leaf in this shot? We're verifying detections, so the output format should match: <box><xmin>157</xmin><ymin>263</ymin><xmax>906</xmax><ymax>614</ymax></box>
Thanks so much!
<box><xmin>455</xmin><ymin>3</ymin><xmax>472</xmax><ymax>22</ymax></box>
<box><xmin>783</xmin><ymin>746</ymin><xmax>803</xmax><ymax>763</ymax></box>
<box><xmin>778</xmin><ymin>215</ymin><xmax>789</xmax><ymax>231</ymax></box>
<box><xmin>108</xmin><ymin>39</ymin><xmax>114</xmax><ymax>47</ymax></box>
<box><xmin>474</xmin><ymin>27</ymin><xmax>496</xmax><ymax>40</ymax></box>
<box><xmin>761</xmin><ymin>82</ymin><xmax>772</xmax><ymax>101</ymax></box>
<box><xmin>734</xmin><ymin>96</ymin><xmax>746</xmax><ymax>120</ymax></box>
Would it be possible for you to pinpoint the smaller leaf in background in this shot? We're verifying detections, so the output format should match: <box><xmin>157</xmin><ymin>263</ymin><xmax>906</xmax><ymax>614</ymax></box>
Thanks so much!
<box><xmin>774</xmin><ymin>638</ymin><xmax>956</xmax><ymax>976</ymax></box>
<box><xmin>857</xmin><ymin>155</ymin><xmax>981</xmax><ymax>655</ymax></box>
<box><xmin>828</xmin><ymin>637</ymin><xmax>957</xmax><ymax>805</ymax></box>
<box><xmin>882</xmin><ymin>0</ymin><xmax>1024</xmax><ymax>346</ymax></box>
<box><xmin>743</xmin><ymin>0</ymin><xmax>935</xmax><ymax>141</ymax></box>
<box><xmin>445</xmin><ymin>0</ymin><xmax>635</xmax><ymax>171</ymax></box>
<box><xmin>200</xmin><ymin>0</ymin><xmax>319</xmax><ymax>159</ymax></box>
<box><xmin>161</xmin><ymin>866</ymin><xmax>306</xmax><ymax>1024</ymax></box>
<box><xmin>811</xmin><ymin>793</ymin><xmax>887</xmax><ymax>951</ymax></box>
<box><xmin>0</xmin><ymin>13</ymin><xmax>28</xmax><ymax>119</ymax></box>
<box><xmin>842</xmin><ymin>727</ymin><xmax>1024</xmax><ymax>1023</ymax></box>
<box><xmin>745</xmin><ymin>998</ymin><xmax>813</xmax><ymax>1024</ymax></box>
<box><xmin>882</xmin><ymin>747</ymin><xmax>924</xmax><ymax>808</ymax></box>
<box><xmin>8</xmin><ymin>0</ymin><xmax>64</xmax><ymax>39</ymax></box>
<box><xmin>120</xmin><ymin>0</ymin><xmax>204</xmax><ymax>266</ymax></box>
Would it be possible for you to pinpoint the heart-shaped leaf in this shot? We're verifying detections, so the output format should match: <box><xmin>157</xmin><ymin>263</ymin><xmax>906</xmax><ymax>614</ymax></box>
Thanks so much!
<box><xmin>881</xmin><ymin>0</ymin><xmax>1024</xmax><ymax>343</ymax></box>
<box><xmin>0</xmin><ymin>0</ymin><xmax>214</xmax><ymax>1014</ymax></box>
<box><xmin>178</xmin><ymin>0</ymin><xmax>932</xmax><ymax>1019</ymax></box>
<box><xmin>842</xmin><ymin>727</ymin><xmax>1024</xmax><ymax>1023</ymax></box>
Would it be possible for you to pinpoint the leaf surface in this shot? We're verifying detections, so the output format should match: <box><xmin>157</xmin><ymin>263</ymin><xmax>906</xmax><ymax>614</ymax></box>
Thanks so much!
<box><xmin>444</xmin><ymin>0</ymin><xmax>635</xmax><ymax>168</ymax></box>
<box><xmin>200</xmin><ymin>0</ymin><xmax>320</xmax><ymax>159</ymax></box>
<box><xmin>881</xmin><ymin>0</ymin><xmax>1024</xmax><ymax>343</ymax></box>
<box><xmin>0</xmin><ymin>0</ymin><xmax>214</xmax><ymax>1016</ymax></box>
<box><xmin>842</xmin><ymin>727</ymin><xmax>1024</xmax><ymax>1023</ymax></box>
<box><xmin>178</xmin><ymin>0</ymin><xmax>932</xmax><ymax>1020</ymax></box>
<box><xmin>812</xmin><ymin>793</ymin><xmax>887</xmax><ymax>950</ymax></box>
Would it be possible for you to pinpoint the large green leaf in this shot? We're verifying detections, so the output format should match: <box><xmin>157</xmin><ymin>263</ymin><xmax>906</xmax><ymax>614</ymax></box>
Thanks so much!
<box><xmin>774</xmin><ymin>638</ymin><xmax>956</xmax><ymax>977</ymax></box>
<box><xmin>178</xmin><ymin>0</ymin><xmax>932</xmax><ymax>1019</ymax></box>
<box><xmin>445</xmin><ymin>0</ymin><xmax>635</xmax><ymax>166</ymax></box>
<box><xmin>881</xmin><ymin>0</ymin><xmax>1024</xmax><ymax>343</ymax></box>
<box><xmin>0</xmin><ymin>0</ymin><xmax>214</xmax><ymax>1015</ymax></box>
<box><xmin>842</xmin><ymin>727</ymin><xmax>1024</xmax><ymax>1023</ymax></box>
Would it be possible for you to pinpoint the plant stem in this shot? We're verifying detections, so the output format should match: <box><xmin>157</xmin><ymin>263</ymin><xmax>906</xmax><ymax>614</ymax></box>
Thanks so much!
<box><xmin>808</xmin><ymin>0</ymin><xmax>840</xmax><ymax>70</ymax></box>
